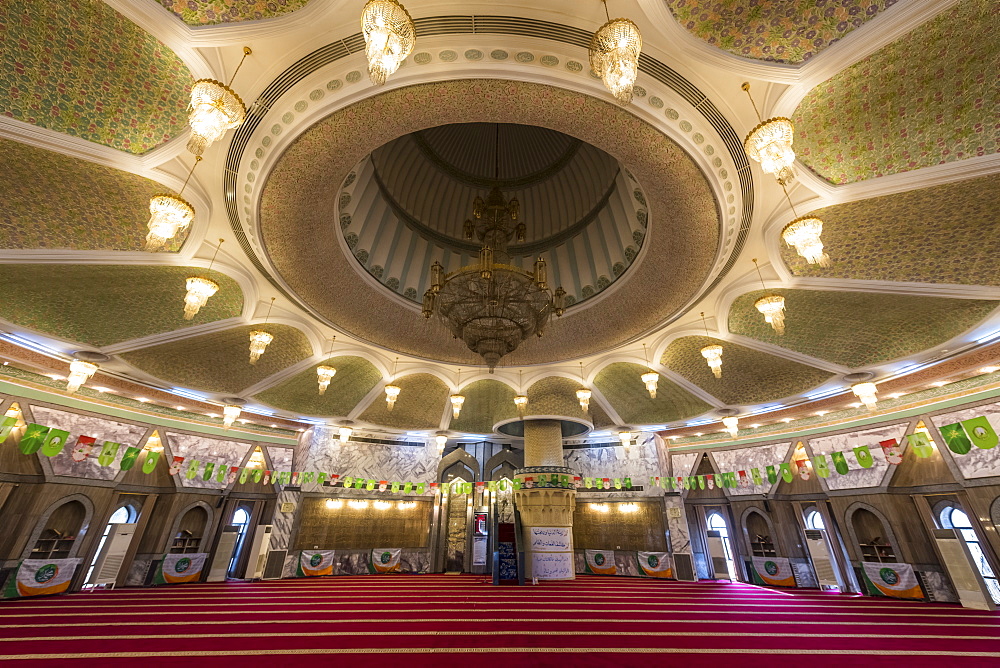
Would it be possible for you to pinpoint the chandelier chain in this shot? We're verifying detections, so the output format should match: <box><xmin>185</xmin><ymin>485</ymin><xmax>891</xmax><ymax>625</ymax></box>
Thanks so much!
<box><xmin>227</xmin><ymin>46</ymin><xmax>252</xmax><ymax>88</ymax></box>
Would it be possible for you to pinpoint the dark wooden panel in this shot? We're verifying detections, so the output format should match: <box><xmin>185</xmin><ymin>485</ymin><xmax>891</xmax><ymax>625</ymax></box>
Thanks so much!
<box><xmin>295</xmin><ymin>498</ymin><xmax>433</xmax><ymax>550</ymax></box>
<box><xmin>572</xmin><ymin>500</ymin><xmax>666</xmax><ymax>551</ymax></box>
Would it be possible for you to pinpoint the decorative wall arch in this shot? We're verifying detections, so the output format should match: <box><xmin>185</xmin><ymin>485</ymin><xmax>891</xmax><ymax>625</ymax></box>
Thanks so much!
<box><xmin>22</xmin><ymin>493</ymin><xmax>96</xmax><ymax>560</ymax></box>
<box><xmin>166</xmin><ymin>501</ymin><xmax>215</xmax><ymax>553</ymax></box>
<box><xmin>843</xmin><ymin>501</ymin><xmax>900</xmax><ymax>562</ymax></box>
<box><xmin>437</xmin><ymin>448</ymin><xmax>481</xmax><ymax>483</ymax></box>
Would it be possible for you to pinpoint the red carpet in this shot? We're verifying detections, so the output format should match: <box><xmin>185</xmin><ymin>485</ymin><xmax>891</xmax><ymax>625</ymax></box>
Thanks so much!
<box><xmin>1</xmin><ymin>574</ymin><xmax>998</xmax><ymax>666</ymax></box>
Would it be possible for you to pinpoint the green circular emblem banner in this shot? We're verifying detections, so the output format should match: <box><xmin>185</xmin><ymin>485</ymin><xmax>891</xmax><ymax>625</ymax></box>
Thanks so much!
<box><xmin>594</xmin><ymin>553</ymin><xmax>605</xmax><ymax>566</ymax></box>
<box><xmin>879</xmin><ymin>567</ymin><xmax>899</xmax><ymax>585</ymax></box>
<box><xmin>647</xmin><ymin>555</ymin><xmax>659</xmax><ymax>568</ymax></box>
<box><xmin>764</xmin><ymin>561</ymin><xmax>778</xmax><ymax>576</ymax></box>
<box><xmin>34</xmin><ymin>564</ymin><xmax>58</xmax><ymax>584</ymax></box>
<box><xmin>310</xmin><ymin>553</ymin><xmax>323</xmax><ymax>567</ymax></box>
<box><xmin>175</xmin><ymin>557</ymin><xmax>192</xmax><ymax>573</ymax></box>
<box><xmin>380</xmin><ymin>551</ymin><xmax>391</xmax><ymax>564</ymax></box>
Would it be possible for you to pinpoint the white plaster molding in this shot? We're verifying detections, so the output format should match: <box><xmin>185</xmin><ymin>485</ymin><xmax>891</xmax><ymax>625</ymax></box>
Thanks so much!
<box><xmin>347</xmin><ymin>381</ymin><xmax>391</xmax><ymax>421</ymax></box>
<box><xmin>99</xmin><ymin>318</ymin><xmax>248</xmax><ymax>355</ymax></box>
<box><xmin>589</xmin><ymin>386</ymin><xmax>625</xmax><ymax>426</ymax></box>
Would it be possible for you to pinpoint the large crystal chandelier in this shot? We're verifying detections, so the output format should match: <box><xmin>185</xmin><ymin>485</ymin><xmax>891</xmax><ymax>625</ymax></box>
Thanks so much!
<box><xmin>66</xmin><ymin>360</ymin><xmax>98</xmax><ymax>393</ymax></box>
<box><xmin>183</xmin><ymin>238</ymin><xmax>224</xmax><ymax>320</ymax></box>
<box><xmin>361</xmin><ymin>0</ymin><xmax>415</xmax><ymax>86</ymax></box>
<box><xmin>589</xmin><ymin>1</ymin><xmax>641</xmax><ymax>105</ymax></box>
<box><xmin>782</xmin><ymin>216</ymin><xmax>830</xmax><ymax>267</ymax></box>
<box><xmin>248</xmin><ymin>298</ymin><xmax>276</xmax><ymax>365</ymax></box>
<box><xmin>186</xmin><ymin>47</ymin><xmax>251</xmax><ymax>156</ymax></box>
<box><xmin>751</xmin><ymin>259</ymin><xmax>786</xmax><ymax>335</ymax></box>
<box><xmin>741</xmin><ymin>82</ymin><xmax>795</xmax><ymax>183</ymax></box>
<box><xmin>146</xmin><ymin>156</ymin><xmax>199</xmax><ymax>252</ymax></box>
<box><xmin>421</xmin><ymin>126</ymin><xmax>566</xmax><ymax>371</ymax></box>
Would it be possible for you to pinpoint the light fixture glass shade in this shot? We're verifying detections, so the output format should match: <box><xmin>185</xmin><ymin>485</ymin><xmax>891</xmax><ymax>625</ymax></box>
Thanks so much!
<box><xmin>618</xmin><ymin>430</ymin><xmax>632</xmax><ymax>449</ymax></box>
<box><xmin>701</xmin><ymin>345</ymin><xmax>723</xmax><ymax>379</ymax></box>
<box><xmin>361</xmin><ymin>0</ymin><xmax>415</xmax><ymax>85</ymax></box>
<box><xmin>852</xmin><ymin>382</ymin><xmax>878</xmax><ymax>411</ymax></box>
<box><xmin>722</xmin><ymin>416</ymin><xmax>739</xmax><ymax>438</ymax></box>
<box><xmin>186</xmin><ymin>79</ymin><xmax>247</xmax><ymax>155</ymax></box>
<box><xmin>248</xmin><ymin>330</ymin><xmax>273</xmax><ymax>365</ymax></box>
<box><xmin>66</xmin><ymin>360</ymin><xmax>98</xmax><ymax>393</ymax></box>
<box><xmin>435</xmin><ymin>434</ymin><xmax>447</xmax><ymax>453</ymax></box>
<box><xmin>384</xmin><ymin>383</ymin><xmax>401</xmax><ymax>410</ymax></box>
<box><xmin>782</xmin><ymin>216</ymin><xmax>830</xmax><ymax>266</ymax></box>
<box><xmin>744</xmin><ymin>117</ymin><xmax>795</xmax><ymax>176</ymax></box>
<box><xmin>316</xmin><ymin>365</ymin><xmax>337</xmax><ymax>395</ymax></box>
<box><xmin>146</xmin><ymin>194</ymin><xmax>194</xmax><ymax>251</ymax></box>
<box><xmin>183</xmin><ymin>276</ymin><xmax>219</xmax><ymax>320</ymax></box>
<box><xmin>754</xmin><ymin>294</ymin><xmax>786</xmax><ymax>335</ymax></box>
<box><xmin>576</xmin><ymin>388</ymin><xmax>592</xmax><ymax>411</ymax></box>
<box><xmin>449</xmin><ymin>394</ymin><xmax>465</xmax><ymax>418</ymax></box>
<box><xmin>338</xmin><ymin>426</ymin><xmax>353</xmax><ymax>443</ymax></box>
<box><xmin>640</xmin><ymin>371</ymin><xmax>659</xmax><ymax>398</ymax></box>
<box><xmin>589</xmin><ymin>18</ymin><xmax>642</xmax><ymax>105</ymax></box>
<box><xmin>513</xmin><ymin>394</ymin><xmax>528</xmax><ymax>414</ymax></box>
<box><xmin>222</xmin><ymin>404</ymin><xmax>241</xmax><ymax>429</ymax></box>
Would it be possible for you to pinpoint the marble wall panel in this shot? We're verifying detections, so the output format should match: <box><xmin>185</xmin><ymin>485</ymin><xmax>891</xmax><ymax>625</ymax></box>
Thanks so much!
<box><xmin>267</xmin><ymin>446</ymin><xmax>295</xmax><ymax>472</ymax></box>
<box><xmin>269</xmin><ymin>489</ymin><xmax>300</xmax><ymax>551</ymax></box>
<box><xmin>333</xmin><ymin>437</ymin><xmax>438</xmax><ymax>484</ymax></box>
<box><xmin>163</xmin><ymin>432</ymin><xmax>251</xmax><ymax>489</ymax></box>
<box><xmin>663</xmin><ymin>495</ymin><xmax>690</xmax><ymax>554</ymax></box>
<box><xmin>790</xmin><ymin>558</ymin><xmax>818</xmax><ymax>588</ymax></box>
<box><xmin>31</xmin><ymin>406</ymin><xmax>147</xmax><ymax>480</ymax></box>
<box><xmin>806</xmin><ymin>423</ymin><xmax>908</xmax><ymax>490</ymax></box>
<box><xmin>670</xmin><ymin>452</ymin><xmax>699</xmax><ymax>479</ymax></box>
<box><xmin>919</xmin><ymin>569</ymin><xmax>959</xmax><ymax>603</ymax></box>
<box><xmin>711</xmin><ymin>443</ymin><xmax>791</xmax><ymax>496</ymax></box>
<box><xmin>614</xmin><ymin>551</ymin><xmax>641</xmax><ymax>577</ymax></box>
<box><xmin>930</xmin><ymin>402</ymin><xmax>1000</xmax><ymax>479</ymax></box>
<box><xmin>565</xmin><ymin>434</ymin><xmax>664</xmax><ymax>498</ymax></box>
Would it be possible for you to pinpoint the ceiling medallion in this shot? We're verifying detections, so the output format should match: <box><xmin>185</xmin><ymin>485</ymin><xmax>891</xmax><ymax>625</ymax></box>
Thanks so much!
<box><xmin>186</xmin><ymin>47</ymin><xmax>252</xmax><ymax>156</ymax></box>
<box><xmin>640</xmin><ymin>344</ymin><xmax>658</xmax><ymax>398</ymax></box>
<box><xmin>741</xmin><ymin>82</ymin><xmax>795</xmax><ymax>184</ymax></box>
<box><xmin>248</xmin><ymin>298</ymin><xmax>276</xmax><ymax>365</ymax></box>
<box><xmin>183</xmin><ymin>238</ymin><xmax>224</xmax><ymax>320</ymax></box>
<box><xmin>146</xmin><ymin>156</ymin><xmax>199</xmax><ymax>252</ymax></box>
<box><xmin>361</xmin><ymin>0</ymin><xmax>415</xmax><ymax>86</ymax></box>
<box><xmin>751</xmin><ymin>258</ymin><xmax>786</xmax><ymax>335</ymax></box>
<box><xmin>66</xmin><ymin>359</ymin><xmax>98</xmax><ymax>393</ymax></box>
<box><xmin>384</xmin><ymin>357</ymin><xmax>401</xmax><ymax>410</ymax></box>
<box><xmin>699</xmin><ymin>312</ymin><xmax>723</xmax><ymax>379</ymax></box>
<box><xmin>421</xmin><ymin>126</ymin><xmax>566</xmax><ymax>371</ymax></box>
<box><xmin>316</xmin><ymin>337</ymin><xmax>337</xmax><ymax>395</ymax></box>
<box><xmin>589</xmin><ymin>0</ymin><xmax>642</xmax><ymax>106</ymax></box>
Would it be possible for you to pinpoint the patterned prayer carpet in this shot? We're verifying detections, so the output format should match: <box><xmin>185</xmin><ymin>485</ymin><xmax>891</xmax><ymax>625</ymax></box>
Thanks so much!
<box><xmin>0</xmin><ymin>574</ymin><xmax>998</xmax><ymax>666</ymax></box>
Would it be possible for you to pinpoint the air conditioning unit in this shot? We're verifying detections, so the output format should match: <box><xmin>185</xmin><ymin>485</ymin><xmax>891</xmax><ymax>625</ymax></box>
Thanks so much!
<box><xmin>263</xmin><ymin>549</ymin><xmax>288</xmax><ymax>580</ymax></box>
<box><xmin>804</xmin><ymin>529</ymin><xmax>840</xmax><ymax>588</ymax></box>
<box><xmin>88</xmin><ymin>523</ymin><xmax>137</xmax><ymax>588</ymax></box>
<box><xmin>206</xmin><ymin>525</ymin><xmax>240</xmax><ymax>582</ymax></box>
<box><xmin>243</xmin><ymin>525</ymin><xmax>273</xmax><ymax>580</ymax></box>
<box><xmin>706</xmin><ymin>530</ymin><xmax>731</xmax><ymax>580</ymax></box>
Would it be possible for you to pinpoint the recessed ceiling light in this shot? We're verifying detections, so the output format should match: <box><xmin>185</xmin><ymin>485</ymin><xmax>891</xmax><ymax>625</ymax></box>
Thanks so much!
<box><xmin>782</xmin><ymin>417</ymin><xmax>793</xmax><ymax>423</ymax></box>
<box><xmin>889</xmin><ymin>392</ymin><xmax>904</xmax><ymax>399</ymax></box>
<box><xmin>270</xmin><ymin>424</ymin><xmax>277</xmax><ymax>428</ymax></box>
<box><xmin>668</xmin><ymin>435</ymin><xmax>678</xmax><ymax>440</ymax></box>
<box><xmin>750</xmin><ymin>423</ymin><xmax>761</xmax><ymax>428</ymax></box>
<box><xmin>931</xmin><ymin>381</ymin><xmax>948</xmax><ymax>387</ymax></box>
<box><xmin>694</xmin><ymin>432</ymin><xmax>703</xmax><ymax>436</ymax></box>
<box><xmin>137</xmin><ymin>397</ymin><xmax>149</xmax><ymax>403</ymax></box>
<box><xmin>94</xmin><ymin>387</ymin><xmax>110</xmax><ymax>393</ymax></box>
<box><xmin>297</xmin><ymin>428</ymin><xmax>305</xmax><ymax>432</ymax></box>
<box><xmin>208</xmin><ymin>413</ymin><xmax>218</xmax><ymax>418</ymax></box>
<box><xmin>849</xmin><ymin>402</ymin><xmax>861</xmax><ymax>408</ymax></box>
<box><xmin>48</xmin><ymin>374</ymin><xmax>63</xmax><ymax>381</ymax></box>
<box><xmin>980</xmin><ymin>366</ymin><xmax>1000</xmax><ymax>373</ymax></box>
<box><xmin>815</xmin><ymin>410</ymin><xmax>829</xmax><ymax>416</ymax></box>
<box><xmin>176</xmin><ymin>405</ymin><xmax>185</xmax><ymax>411</ymax></box>
<box><xmin>238</xmin><ymin>419</ymin><xmax>248</xmax><ymax>424</ymax></box>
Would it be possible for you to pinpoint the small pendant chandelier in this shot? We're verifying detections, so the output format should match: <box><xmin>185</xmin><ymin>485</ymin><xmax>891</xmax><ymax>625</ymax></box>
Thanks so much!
<box><xmin>618</xmin><ymin>430</ymin><xmax>633</xmax><ymax>451</ymax></box>
<box><xmin>722</xmin><ymin>416</ymin><xmax>739</xmax><ymax>438</ymax></box>
<box><xmin>361</xmin><ymin>0</ymin><xmax>415</xmax><ymax>86</ymax></box>
<box><xmin>435</xmin><ymin>433</ymin><xmax>448</xmax><ymax>455</ymax></box>
<box><xmin>782</xmin><ymin>214</ymin><xmax>830</xmax><ymax>267</ymax></box>
<box><xmin>146</xmin><ymin>156</ymin><xmax>200</xmax><ymax>251</ymax></box>
<box><xmin>384</xmin><ymin>357</ymin><xmax>401</xmax><ymax>411</ymax></box>
<box><xmin>640</xmin><ymin>344</ymin><xmax>658</xmax><ymax>398</ymax></box>
<box><xmin>449</xmin><ymin>368</ymin><xmax>465</xmax><ymax>419</ymax></box>
<box><xmin>589</xmin><ymin>0</ymin><xmax>642</xmax><ymax>106</ymax></box>
<box><xmin>338</xmin><ymin>425</ymin><xmax>354</xmax><ymax>443</ymax></box>
<box><xmin>741</xmin><ymin>82</ymin><xmax>795</xmax><ymax>183</ymax></box>
<box><xmin>222</xmin><ymin>404</ymin><xmax>242</xmax><ymax>429</ymax></box>
<box><xmin>66</xmin><ymin>359</ymin><xmax>98</xmax><ymax>393</ymax></box>
<box><xmin>248</xmin><ymin>298</ymin><xmax>276</xmax><ymax>365</ymax></box>
<box><xmin>576</xmin><ymin>363</ymin><xmax>592</xmax><ymax>412</ymax></box>
<box><xmin>186</xmin><ymin>47</ymin><xmax>252</xmax><ymax>156</ymax></box>
<box><xmin>700</xmin><ymin>312</ymin><xmax>723</xmax><ymax>379</ymax></box>
<box><xmin>316</xmin><ymin>336</ymin><xmax>337</xmax><ymax>395</ymax></box>
<box><xmin>752</xmin><ymin>258</ymin><xmax>786</xmax><ymax>335</ymax></box>
<box><xmin>183</xmin><ymin>238</ymin><xmax>223</xmax><ymax>320</ymax></box>
<box><xmin>513</xmin><ymin>370</ymin><xmax>528</xmax><ymax>416</ymax></box>
<box><xmin>852</xmin><ymin>382</ymin><xmax>879</xmax><ymax>411</ymax></box>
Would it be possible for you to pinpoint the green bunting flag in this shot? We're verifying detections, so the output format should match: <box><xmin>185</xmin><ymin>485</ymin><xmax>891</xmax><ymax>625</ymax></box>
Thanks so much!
<box><xmin>939</xmin><ymin>423</ymin><xmax>972</xmax><ymax>454</ymax></box>
<box><xmin>142</xmin><ymin>450</ymin><xmax>161</xmax><ymax>474</ymax></box>
<box><xmin>765</xmin><ymin>465</ymin><xmax>778</xmax><ymax>484</ymax></box>
<box><xmin>907</xmin><ymin>432</ymin><xmax>934</xmax><ymax>457</ymax></box>
<box><xmin>0</xmin><ymin>416</ymin><xmax>16</xmax><ymax>443</ymax></box>
<box><xmin>779</xmin><ymin>463</ymin><xmax>793</xmax><ymax>483</ymax></box>
<box><xmin>962</xmin><ymin>417</ymin><xmax>998</xmax><ymax>450</ymax></box>
<box><xmin>239</xmin><ymin>467</ymin><xmax>249</xmax><ymax>484</ymax></box>
<box><xmin>119</xmin><ymin>446</ymin><xmax>141</xmax><ymax>471</ymax></box>
<box><xmin>830</xmin><ymin>451</ymin><xmax>849</xmax><ymax>474</ymax></box>
<box><xmin>19</xmin><ymin>424</ymin><xmax>50</xmax><ymax>455</ymax></box>
<box><xmin>814</xmin><ymin>454</ymin><xmax>830</xmax><ymax>478</ymax></box>
<box><xmin>697</xmin><ymin>475</ymin><xmax>705</xmax><ymax>490</ymax></box>
<box><xmin>40</xmin><ymin>429</ymin><xmax>70</xmax><ymax>457</ymax></box>
<box><xmin>202</xmin><ymin>462</ymin><xmax>216</xmax><ymax>481</ymax></box>
<box><xmin>853</xmin><ymin>445</ymin><xmax>874</xmax><ymax>468</ymax></box>
<box><xmin>751</xmin><ymin>468</ymin><xmax>762</xmax><ymax>485</ymax></box>
<box><xmin>98</xmin><ymin>441</ymin><xmax>120</xmax><ymax>467</ymax></box>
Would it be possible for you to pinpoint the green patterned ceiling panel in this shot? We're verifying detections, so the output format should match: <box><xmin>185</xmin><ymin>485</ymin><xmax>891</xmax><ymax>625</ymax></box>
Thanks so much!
<box><xmin>588</xmin><ymin>400</ymin><xmax>615</xmax><ymax>429</ymax></box>
<box><xmin>358</xmin><ymin>373</ymin><xmax>449</xmax><ymax>430</ymax></box>
<box><xmin>781</xmin><ymin>175</ymin><xmax>1000</xmax><ymax>283</ymax></box>
<box><xmin>0</xmin><ymin>265</ymin><xmax>242</xmax><ymax>346</ymax></box>
<box><xmin>594</xmin><ymin>362</ymin><xmax>712</xmax><ymax>425</ymax></box>
<box><xmin>794</xmin><ymin>0</ymin><xmax>999</xmax><ymax>183</ymax></box>
<box><xmin>729</xmin><ymin>289</ymin><xmax>998</xmax><ymax>368</ymax></box>
<box><xmin>157</xmin><ymin>0</ymin><xmax>311</xmax><ymax>25</ymax></box>
<box><xmin>120</xmin><ymin>324</ymin><xmax>313</xmax><ymax>395</ymax></box>
<box><xmin>1</xmin><ymin>140</ymin><xmax>189</xmax><ymax>251</ymax></box>
<box><xmin>1</xmin><ymin>0</ymin><xmax>193</xmax><ymax>153</ymax></box>
<box><xmin>526</xmin><ymin>377</ymin><xmax>589</xmax><ymax>422</ymax></box>
<box><xmin>254</xmin><ymin>355</ymin><xmax>382</xmax><ymax>417</ymax></box>
<box><xmin>664</xmin><ymin>1</ymin><xmax>898</xmax><ymax>64</ymax></box>
<box><xmin>448</xmin><ymin>380</ymin><xmax>519</xmax><ymax>435</ymax></box>
<box><xmin>660</xmin><ymin>336</ymin><xmax>834</xmax><ymax>406</ymax></box>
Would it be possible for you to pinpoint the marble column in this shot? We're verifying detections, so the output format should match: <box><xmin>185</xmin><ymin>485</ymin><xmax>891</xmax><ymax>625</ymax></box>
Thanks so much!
<box><xmin>514</xmin><ymin>419</ymin><xmax>576</xmax><ymax>581</ymax></box>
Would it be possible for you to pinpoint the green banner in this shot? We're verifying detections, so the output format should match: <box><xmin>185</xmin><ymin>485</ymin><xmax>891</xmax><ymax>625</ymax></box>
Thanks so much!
<box><xmin>939</xmin><ymin>423</ymin><xmax>972</xmax><ymax>454</ymax></box>
<box><xmin>961</xmin><ymin>417</ymin><xmax>998</xmax><ymax>450</ymax></box>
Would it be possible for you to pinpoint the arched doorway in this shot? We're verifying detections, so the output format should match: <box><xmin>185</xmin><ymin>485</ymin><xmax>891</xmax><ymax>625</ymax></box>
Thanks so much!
<box><xmin>84</xmin><ymin>505</ymin><xmax>136</xmax><ymax>583</ymax></box>
<box><xmin>228</xmin><ymin>506</ymin><xmax>252</xmax><ymax>578</ymax></box>
<box><xmin>707</xmin><ymin>511</ymin><xmax>737</xmax><ymax>580</ymax></box>
<box><xmin>938</xmin><ymin>505</ymin><xmax>1000</xmax><ymax>603</ymax></box>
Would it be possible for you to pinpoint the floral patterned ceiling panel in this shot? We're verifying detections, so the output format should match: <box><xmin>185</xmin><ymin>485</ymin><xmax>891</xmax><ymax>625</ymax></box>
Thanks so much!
<box><xmin>663</xmin><ymin>0</ymin><xmax>898</xmax><ymax>64</ymax></box>
<box><xmin>729</xmin><ymin>289</ymin><xmax>998</xmax><ymax>368</ymax></box>
<box><xmin>794</xmin><ymin>0</ymin><xmax>999</xmax><ymax>184</ymax></box>
<box><xmin>0</xmin><ymin>265</ymin><xmax>243</xmax><ymax>346</ymax></box>
<box><xmin>1</xmin><ymin>0</ymin><xmax>193</xmax><ymax>154</ymax></box>
<box><xmin>0</xmin><ymin>140</ymin><xmax>189</xmax><ymax>251</ymax></box>
<box><xmin>525</xmin><ymin>377</ymin><xmax>591</xmax><ymax>423</ymax></box>
<box><xmin>660</xmin><ymin>335</ymin><xmax>834</xmax><ymax>406</ymax></box>
<box><xmin>357</xmin><ymin>373</ymin><xmax>450</xmax><ymax>430</ymax></box>
<box><xmin>781</xmin><ymin>175</ymin><xmax>1000</xmax><ymax>284</ymax></box>
<box><xmin>447</xmin><ymin>380</ymin><xmax>519</xmax><ymax>435</ymax></box>
<box><xmin>119</xmin><ymin>324</ymin><xmax>313</xmax><ymax>395</ymax></box>
<box><xmin>594</xmin><ymin>362</ymin><xmax>712</xmax><ymax>425</ymax></box>
<box><xmin>157</xmin><ymin>0</ymin><xmax>311</xmax><ymax>26</ymax></box>
<box><xmin>253</xmin><ymin>355</ymin><xmax>383</xmax><ymax>418</ymax></box>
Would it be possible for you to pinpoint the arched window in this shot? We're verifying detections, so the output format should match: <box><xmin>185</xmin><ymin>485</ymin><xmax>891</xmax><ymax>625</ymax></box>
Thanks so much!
<box><xmin>85</xmin><ymin>504</ymin><xmax>137</xmax><ymax>584</ymax></box>
<box><xmin>805</xmin><ymin>509</ymin><xmax>826</xmax><ymax>531</ymax></box>
<box><xmin>707</xmin><ymin>511</ymin><xmax>737</xmax><ymax>580</ymax></box>
<box><xmin>939</xmin><ymin>505</ymin><xmax>1000</xmax><ymax>603</ymax></box>
<box><xmin>228</xmin><ymin>507</ymin><xmax>252</xmax><ymax>576</ymax></box>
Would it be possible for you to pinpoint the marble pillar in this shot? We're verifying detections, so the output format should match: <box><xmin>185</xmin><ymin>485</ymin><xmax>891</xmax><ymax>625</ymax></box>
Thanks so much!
<box><xmin>514</xmin><ymin>419</ymin><xmax>576</xmax><ymax>581</ymax></box>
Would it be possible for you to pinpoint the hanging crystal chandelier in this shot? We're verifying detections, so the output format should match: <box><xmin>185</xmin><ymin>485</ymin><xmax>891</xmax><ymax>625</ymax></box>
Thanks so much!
<box><xmin>449</xmin><ymin>368</ymin><xmax>465</xmax><ymax>419</ymax></box>
<box><xmin>852</xmin><ymin>382</ymin><xmax>879</xmax><ymax>411</ymax></box>
<box><xmin>782</xmin><ymin>216</ymin><xmax>831</xmax><ymax>267</ymax></box>
<box><xmin>317</xmin><ymin>366</ymin><xmax>337</xmax><ymax>395</ymax></box>
<box><xmin>182</xmin><ymin>238</ymin><xmax>224</xmax><ymax>320</ymax></box>
<box><xmin>722</xmin><ymin>416</ymin><xmax>739</xmax><ymax>438</ymax></box>
<box><xmin>435</xmin><ymin>434</ymin><xmax>448</xmax><ymax>454</ymax></box>
<box><xmin>751</xmin><ymin>259</ymin><xmax>786</xmax><ymax>335</ymax></box>
<box><xmin>384</xmin><ymin>357</ymin><xmax>401</xmax><ymax>410</ymax></box>
<box><xmin>66</xmin><ymin>360</ymin><xmax>98</xmax><ymax>393</ymax></box>
<box><xmin>361</xmin><ymin>0</ymin><xmax>415</xmax><ymax>86</ymax></box>
<box><xmin>741</xmin><ymin>82</ymin><xmax>795</xmax><ymax>182</ymax></box>
<box><xmin>186</xmin><ymin>47</ymin><xmax>251</xmax><ymax>155</ymax></box>
<box><xmin>513</xmin><ymin>394</ymin><xmax>528</xmax><ymax>415</ymax></box>
<box><xmin>222</xmin><ymin>404</ymin><xmax>242</xmax><ymax>429</ymax></box>
<box><xmin>576</xmin><ymin>363</ymin><xmax>592</xmax><ymax>411</ymax></box>
<box><xmin>639</xmin><ymin>344</ymin><xmax>658</xmax><ymax>398</ymax></box>
<box><xmin>248</xmin><ymin>298</ymin><xmax>276</xmax><ymax>365</ymax></box>
<box><xmin>421</xmin><ymin>126</ymin><xmax>566</xmax><ymax>371</ymax></box>
<box><xmin>589</xmin><ymin>1</ymin><xmax>641</xmax><ymax>105</ymax></box>
<box><xmin>699</xmin><ymin>312</ymin><xmax>723</xmax><ymax>378</ymax></box>
<box><xmin>618</xmin><ymin>430</ymin><xmax>632</xmax><ymax>450</ymax></box>
<box><xmin>338</xmin><ymin>425</ymin><xmax>353</xmax><ymax>443</ymax></box>
<box><xmin>146</xmin><ymin>157</ymin><xmax>200</xmax><ymax>252</ymax></box>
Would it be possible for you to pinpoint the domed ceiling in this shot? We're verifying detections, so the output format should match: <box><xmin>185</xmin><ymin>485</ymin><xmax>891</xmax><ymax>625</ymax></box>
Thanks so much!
<box><xmin>0</xmin><ymin>0</ymin><xmax>996</xmax><ymax>445</ymax></box>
